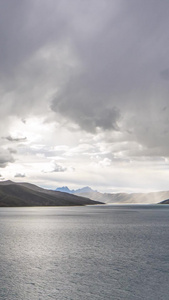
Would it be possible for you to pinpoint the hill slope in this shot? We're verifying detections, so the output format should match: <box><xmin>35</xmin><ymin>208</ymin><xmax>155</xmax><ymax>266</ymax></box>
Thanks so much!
<box><xmin>159</xmin><ymin>199</ymin><xmax>169</xmax><ymax>204</ymax></box>
<box><xmin>0</xmin><ymin>181</ymin><xmax>103</xmax><ymax>207</ymax></box>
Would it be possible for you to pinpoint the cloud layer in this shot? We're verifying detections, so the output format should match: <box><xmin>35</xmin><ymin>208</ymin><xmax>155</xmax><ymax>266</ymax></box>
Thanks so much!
<box><xmin>0</xmin><ymin>0</ymin><xmax>169</xmax><ymax>192</ymax></box>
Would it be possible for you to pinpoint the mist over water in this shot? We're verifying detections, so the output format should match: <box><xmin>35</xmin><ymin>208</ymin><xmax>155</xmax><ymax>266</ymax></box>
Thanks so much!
<box><xmin>0</xmin><ymin>205</ymin><xmax>169</xmax><ymax>299</ymax></box>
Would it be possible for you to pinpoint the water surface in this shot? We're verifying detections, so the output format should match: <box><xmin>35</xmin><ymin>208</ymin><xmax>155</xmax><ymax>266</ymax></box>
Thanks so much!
<box><xmin>0</xmin><ymin>205</ymin><xmax>169</xmax><ymax>299</ymax></box>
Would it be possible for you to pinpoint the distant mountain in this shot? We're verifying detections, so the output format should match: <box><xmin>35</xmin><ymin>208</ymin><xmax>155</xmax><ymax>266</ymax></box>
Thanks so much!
<box><xmin>55</xmin><ymin>186</ymin><xmax>96</xmax><ymax>194</ymax></box>
<box><xmin>76</xmin><ymin>186</ymin><xmax>96</xmax><ymax>194</ymax></box>
<box><xmin>56</xmin><ymin>185</ymin><xmax>169</xmax><ymax>204</ymax></box>
<box><xmin>0</xmin><ymin>181</ymin><xmax>103</xmax><ymax>207</ymax></box>
<box><xmin>55</xmin><ymin>186</ymin><xmax>73</xmax><ymax>193</ymax></box>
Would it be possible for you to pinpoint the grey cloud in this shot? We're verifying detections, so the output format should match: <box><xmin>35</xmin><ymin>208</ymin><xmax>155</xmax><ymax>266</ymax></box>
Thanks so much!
<box><xmin>0</xmin><ymin>0</ymin><xmax>74</xmax><ymax>124</ymax></box>
<box><xmin>0</xmin><ymin>149</ymin><xmax>15</xmax><ymax>168</ymax></box>
<box><xmin>8</xmin><ymin>148</ymin><xmax>17</xmax><ymax>154</ymax></box>
<box><xmin>50</xmin><ymin>0</ymin><xmax>169</xmax><ymax>147</ymax></box>
<box><xmin>0</xmin><ymin>0</ymin><xmax>67</xmax><ymax>78</ymax></box>
<box><xmin>4</xmin><ymin>136</ymin><xmax>27</xmax><ymax>142</ymax></box>
<box><xmin>160</xmin><ymin>69</ymin><xmax>169</xmax><ymax>80</ymax></box>
<box><xmin>42</xmin><ymin>163</ymin><xmax>67</xmax><ymax>173</ymax></box>
<box><xmin>52</xmin><ymin>163</ymin><xmax>67</xmax><ymax>173</ymax></box>
<box><xmin>14</xmin><ymin>173</ymin><xmax>26</xmax><ymax>178</ymax></box>
<box><xmin>51</xmin><ymin>93</ymin><xmax>121</xmax><ymax>132</ymax></box>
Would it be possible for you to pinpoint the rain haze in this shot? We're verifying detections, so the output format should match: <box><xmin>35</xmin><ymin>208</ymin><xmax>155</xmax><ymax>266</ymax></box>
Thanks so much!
<box><xmin>1</xmin><ymin>0</ymin><xmax>169</xmax><ymax>193</ymax></box>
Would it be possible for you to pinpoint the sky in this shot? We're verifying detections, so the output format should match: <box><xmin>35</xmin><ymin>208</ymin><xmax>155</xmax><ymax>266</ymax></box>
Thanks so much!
<box><xmin>1</xmin><ymin>0</ymin><xmax>169</xmax><ymax>193</ymax></box>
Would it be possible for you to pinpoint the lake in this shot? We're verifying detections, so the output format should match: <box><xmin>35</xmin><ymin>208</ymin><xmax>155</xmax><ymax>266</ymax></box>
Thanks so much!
<box><xmin>0</xmin><ymin>205</ymin><xmax>169</xmax><ymax>299</ymax></box>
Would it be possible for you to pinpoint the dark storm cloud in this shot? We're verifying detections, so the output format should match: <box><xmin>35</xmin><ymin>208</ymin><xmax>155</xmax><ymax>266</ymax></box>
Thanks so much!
<box><xmin>50</xmin><ymin>0</ymin><xmax>169</xmax><ymax>142</ymax></box>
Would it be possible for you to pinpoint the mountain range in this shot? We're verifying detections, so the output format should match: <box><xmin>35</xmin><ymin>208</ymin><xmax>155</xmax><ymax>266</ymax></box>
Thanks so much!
<box><xmin>0</xmin><ymin>181</ymin><xmax>168</xmax><ymax>207</ymax></box>
<box><xmin>55</xmin><ymin>186</ymin><xmax>95</xmax><ymax>194</ymax></box>
<box><xmin>56</xmin><ymin>186</ymin><xmax>169</xmax><ymax>204</ymax></box>
<box><xmin>0</xmin><ymin>181</ymin><xmax>103</xmax><ymax>207</ymax></box>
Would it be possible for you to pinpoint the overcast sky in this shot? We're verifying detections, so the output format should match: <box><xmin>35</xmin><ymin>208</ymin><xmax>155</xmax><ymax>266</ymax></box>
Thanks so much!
<box><xmin>1</xmin><ymin>0</ymin><xmax>169</xmax><ymax>193</ymax></box>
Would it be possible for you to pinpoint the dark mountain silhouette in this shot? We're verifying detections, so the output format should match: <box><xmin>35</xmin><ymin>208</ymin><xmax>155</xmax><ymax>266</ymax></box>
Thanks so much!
<box><xmin>159</xmin><ymin>199</ymin><xmax>169</xmax><ymax>204</ymax></box>
<box><xmin>0</xmin><ymin>181</ymin><xmax>103</xmax><ymax>207</ymax></box>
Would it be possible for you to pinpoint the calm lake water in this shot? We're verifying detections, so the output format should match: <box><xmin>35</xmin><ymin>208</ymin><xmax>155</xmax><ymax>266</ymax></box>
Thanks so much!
<box><xmin>0</xmin><ymin>205</ymin><xmax>169</xmax><ymax>300</ymax></box>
